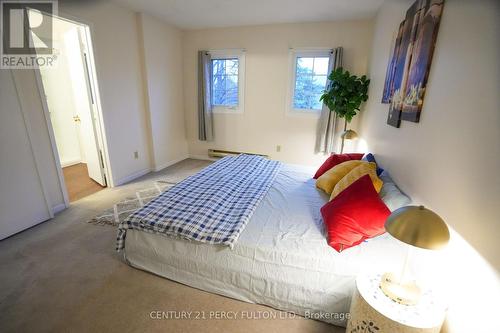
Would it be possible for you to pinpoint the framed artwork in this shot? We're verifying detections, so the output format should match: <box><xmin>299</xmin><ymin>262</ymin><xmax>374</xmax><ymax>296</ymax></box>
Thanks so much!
<box><xmin>383</xmin><ymin>0</ymin><xmax>445</xmax><ymax>127</ymax></box>
<box><xmin>381</xmin><ymin>21</ymin><xmax>404</xmax><ymax>104</ymax></box>
<box><xmin>401</xmin><ymin>0</ymin><xmax>444</xmax><ymax>122</ymax></box>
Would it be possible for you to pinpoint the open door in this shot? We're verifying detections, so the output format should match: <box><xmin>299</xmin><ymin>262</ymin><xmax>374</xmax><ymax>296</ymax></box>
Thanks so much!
<box><xmin>59</xmin><ymin>22</ymin><xmax>106</xmax><ymax>186</ymax></box>
<box><xmin>78</xmin><ymin>31</ymin><xmax>106</xmax><ymax>186</ymax></box>
<box><xmin>34</xmin><ymin>11</ymin><xmax>109</xmax><ymax>193</ymax></box>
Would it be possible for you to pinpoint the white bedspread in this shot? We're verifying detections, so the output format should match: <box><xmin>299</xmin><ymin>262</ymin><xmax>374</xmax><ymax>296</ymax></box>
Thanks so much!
<box><xmin>124</xmin><ymin>163</ymin><xmax>407</xmax><ymax>326</ymax></box>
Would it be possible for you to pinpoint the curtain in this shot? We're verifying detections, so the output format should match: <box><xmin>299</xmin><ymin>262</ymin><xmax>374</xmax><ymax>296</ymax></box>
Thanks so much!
<box><xmin>315</xmin><ymin>47</ymin><xmax>343</xmax><ymax>154</ymax></box>
<box><xmin>198</xmin><ymin>50</ymin><xmax>214</xmax><ymax>141</ymax></box>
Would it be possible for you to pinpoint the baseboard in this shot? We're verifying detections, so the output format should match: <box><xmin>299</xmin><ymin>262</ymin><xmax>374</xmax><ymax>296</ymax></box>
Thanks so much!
<box><xmin>52</xmin><ymin>203</ymin><xmax>66</xmax><ymax>215</ymax></box>
<box><xmin>153</xmin><ymin>155</ymin><xmax>189</xmax><ymax>172</ymax></box>
<box><xmin>60</xmin><ymin>159</ymin><xmax>81</xmax><ymax>168</ymax></box>
<box><xmin>114</xmin><ymin>168</ymin><xmax>151</xmax><ymax>186</ymax></box>
<box><xmin>188</xmin><ymin>154</ymin><xmax>217</xmax><ymax>161</ymax></box>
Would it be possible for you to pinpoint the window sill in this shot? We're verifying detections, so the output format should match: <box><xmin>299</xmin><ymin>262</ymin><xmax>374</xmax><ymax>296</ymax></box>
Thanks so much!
<box><xmin>288</xmin><ymin>109</ymin><xmax>322</xmax><ymax>117</ymax></box>
<box><xmin>212</xmin><ymin>107</ymin><xmax>244</xmax><ymax>114</ymax></box>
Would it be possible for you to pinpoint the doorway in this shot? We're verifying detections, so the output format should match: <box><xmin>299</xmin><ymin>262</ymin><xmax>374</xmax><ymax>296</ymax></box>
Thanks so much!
<box><xmin>36</xmin><ymin>13</ymin><xmax>109</xmax><ymax>202</ymax></box>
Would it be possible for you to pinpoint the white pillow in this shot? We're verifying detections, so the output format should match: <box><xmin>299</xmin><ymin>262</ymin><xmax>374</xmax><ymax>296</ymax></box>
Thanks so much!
<box><xmin>379</xmin><ymin>171</ymin><xmax>411</xmax><ymax>212</ymax></box>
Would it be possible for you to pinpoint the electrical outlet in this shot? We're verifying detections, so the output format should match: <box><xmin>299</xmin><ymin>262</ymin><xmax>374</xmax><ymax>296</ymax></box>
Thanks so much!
<box><xmin>134</xmin><ymin>151</ymin><xmax>139</xmax><ymax>159</ymax></box>
<box><xmin>276</xmin><ymin>145</ymin><xmax>281</xmax><ymax>152</ymax></box>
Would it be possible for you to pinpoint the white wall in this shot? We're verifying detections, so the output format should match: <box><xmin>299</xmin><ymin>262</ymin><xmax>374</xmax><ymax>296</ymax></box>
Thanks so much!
<box><xmin>59</xmin><ymin>1</ymin><xmax>152</xmax><ymax>185</ymax></box>
<box><xmin>359</xmin><ymin>0</ymin><xmax>500</xmax><ymax>331</ymax></box>
<box><xmin>137</xmin><ymin>13</ymin><xmax>188</xmax><ymax>171</ymax></box>
<box><xmin>182</xmin><ymin>20</ymin><xmax>374</xmax><ymax>166</ymax></box>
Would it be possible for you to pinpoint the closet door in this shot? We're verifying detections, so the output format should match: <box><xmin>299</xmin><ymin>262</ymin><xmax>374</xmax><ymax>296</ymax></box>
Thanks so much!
<box><xmin>0</xmin><ymin>70</ymin><xmax>51</xmax><ymax>239</ymax></box>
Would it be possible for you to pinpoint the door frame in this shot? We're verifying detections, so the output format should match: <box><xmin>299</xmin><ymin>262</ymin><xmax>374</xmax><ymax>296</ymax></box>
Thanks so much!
<box><xmin>34</xmin><ymin>11</ymin><xmax>114</xmax><ymax>209</ymax></box>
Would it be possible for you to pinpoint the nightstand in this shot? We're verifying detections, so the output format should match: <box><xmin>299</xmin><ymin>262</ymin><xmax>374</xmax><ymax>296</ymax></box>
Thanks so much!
<box><xmin>346</xmin><ymin>274</ymin><xmax>447</xmax><ymax>333</ymax></box>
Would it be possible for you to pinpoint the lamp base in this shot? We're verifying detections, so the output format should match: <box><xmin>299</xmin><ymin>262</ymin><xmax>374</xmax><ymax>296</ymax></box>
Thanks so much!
<box><xmin>379</xmin><ymin>272</ymin><xmax>421</xmax><ymax>305</ymax></box>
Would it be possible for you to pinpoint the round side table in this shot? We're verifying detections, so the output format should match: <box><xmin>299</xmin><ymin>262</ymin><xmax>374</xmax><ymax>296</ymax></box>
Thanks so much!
<box><xmin>346</xmin><ymin>274</ymin><xmax>447</xmax><ymax>333</ymax></box>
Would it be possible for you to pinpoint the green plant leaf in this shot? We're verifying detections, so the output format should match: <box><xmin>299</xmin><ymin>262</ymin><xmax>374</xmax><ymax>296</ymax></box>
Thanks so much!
<box><xmin>320</xmin><ymin>67</ymin><xmax>370</xmax><ymax>121</ymax></box>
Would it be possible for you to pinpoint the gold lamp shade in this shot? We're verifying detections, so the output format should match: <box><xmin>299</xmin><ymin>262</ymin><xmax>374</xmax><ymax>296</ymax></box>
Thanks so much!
<box><xmin>341</xmin><ymin>129</ymin><xmax>358</xmax><ymax>140</ymax></box>
<box><xmin>385</xmin><ymin>205</ymin><xmax>450</xmax><ymax>250</ymax></box>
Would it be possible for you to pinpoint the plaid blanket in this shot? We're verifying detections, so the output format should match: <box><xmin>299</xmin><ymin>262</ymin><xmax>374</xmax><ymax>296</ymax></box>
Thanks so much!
<box><xmin>116</xmin><ymin>155</ymin><xmax>281</xmax><ymax>251</ymax></box>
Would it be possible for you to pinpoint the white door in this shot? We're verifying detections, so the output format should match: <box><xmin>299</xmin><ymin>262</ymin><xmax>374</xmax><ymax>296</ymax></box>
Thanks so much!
<box><xmin>0</xmin><ymin>70</ymin><xmax>51</xmax><ymax>239</ymax></box>
<box><xmin>80</xmin><ymin>52</ymin><xmax>106</xmax><ymax>186</ymax></box>
<box><xmin>64</xmin><ymin>26</ymin><xmax>106</xmax><ymax>186</ymax></box>
<box><xmin>81</xmin><ymin>51</ymin><xmax>106</xmax><ymax>186</ymax></box>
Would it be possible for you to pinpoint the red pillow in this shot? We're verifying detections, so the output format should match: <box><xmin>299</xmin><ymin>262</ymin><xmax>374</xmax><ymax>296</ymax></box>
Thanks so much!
<box><xmin>320</xmin><ymin>175</ymin><xmax>390</xmax><ymax>252</ymax></box>
<box><xmin>313</xmin><ymin>153</ymin><xmax>364</xmax><ymax>179</ymax></box>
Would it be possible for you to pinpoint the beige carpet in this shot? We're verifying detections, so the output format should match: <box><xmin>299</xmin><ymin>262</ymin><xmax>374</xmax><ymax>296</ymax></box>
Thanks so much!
<box><xmin>0</xmin><ymin>159</ymin><xmax>344</xmax><ymax>333</ymax></box>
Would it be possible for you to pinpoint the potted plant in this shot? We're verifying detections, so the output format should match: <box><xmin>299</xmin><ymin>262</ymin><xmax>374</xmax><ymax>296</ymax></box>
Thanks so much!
<box><xmin>320</xmin><ymin>67</ymin><xmax>370</xmax><ymax>152</ymax></box>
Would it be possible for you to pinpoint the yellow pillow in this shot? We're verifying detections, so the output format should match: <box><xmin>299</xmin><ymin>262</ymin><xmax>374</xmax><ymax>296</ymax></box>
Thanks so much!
<box><xmin>316</xmin><ymin>160</ymin><xmax>367</xmax><ymax>194</ymax></box>
<box><xmin>330</xmin><ymin>162</ymin><xmax>383</xmax><ymax>200</ymax></box>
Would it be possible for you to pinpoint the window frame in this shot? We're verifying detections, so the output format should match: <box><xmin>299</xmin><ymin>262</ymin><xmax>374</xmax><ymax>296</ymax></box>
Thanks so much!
<box><xmin>209</xmin><ymin>50</ymin><xmax>245</xmax><ymax>114</ymax></box>
<box><xmin>287</xmin><ymin>49</ymin><xmax>332</xmax><ymax>115</ymax></box>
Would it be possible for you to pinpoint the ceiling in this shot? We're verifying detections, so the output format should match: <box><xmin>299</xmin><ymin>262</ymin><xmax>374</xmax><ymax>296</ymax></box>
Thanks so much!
<box><xmin>111</xmin><ymin>0</ymin><xmax>386</xmax><ymax>30</ymax></box>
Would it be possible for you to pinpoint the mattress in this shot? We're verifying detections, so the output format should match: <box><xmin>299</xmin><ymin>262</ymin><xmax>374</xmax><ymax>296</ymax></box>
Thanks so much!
<box><xmin>123</xmin><ymin>163</ymin><xmax>407</xmax><ymax>326</ymax></box>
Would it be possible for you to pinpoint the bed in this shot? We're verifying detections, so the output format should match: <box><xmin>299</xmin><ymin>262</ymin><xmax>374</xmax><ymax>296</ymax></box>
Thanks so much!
<box><xmin>120</xmin><ymin>160</ymin><xmax>407</xmax><ymax>326</ymax></box>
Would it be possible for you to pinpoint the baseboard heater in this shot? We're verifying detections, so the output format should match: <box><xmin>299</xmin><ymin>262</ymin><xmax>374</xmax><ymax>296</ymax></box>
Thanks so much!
<box><xmin>208</xmin><ymin>149</ymin><xmax>268</xmax><ymax>159</ymax></box>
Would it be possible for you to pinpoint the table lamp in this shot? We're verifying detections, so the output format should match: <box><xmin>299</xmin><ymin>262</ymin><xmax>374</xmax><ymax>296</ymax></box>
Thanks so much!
<box><xmin>380</xmin><ymin>205</ymin><xmax>450</xmax><ymax>305</ymax></box>
<box><xmin>340</xmin><ymin>129</ymin><xmax>358</xmax><ymax>154</ymax></box>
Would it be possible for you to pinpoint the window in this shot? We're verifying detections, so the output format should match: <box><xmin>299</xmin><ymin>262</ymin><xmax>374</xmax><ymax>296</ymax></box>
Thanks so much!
<box><xmin>212</xmin><ymin>58</ymin><xmax>238</xmax><ymax>106</ymax></box>
<box><xmin>210</xmin><ymin>51</ymin><xmax>245</xmax><ymax>113</ymax></box>
<box><xmin>289</xmin><ymin>50</ymin><xmax>331</xmax><ymax>113</ymax></box>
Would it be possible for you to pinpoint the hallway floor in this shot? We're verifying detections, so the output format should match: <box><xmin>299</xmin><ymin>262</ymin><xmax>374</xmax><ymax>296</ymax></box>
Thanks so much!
<box><xmin>63</xmin><ymin>163</ymin><xmax>105</xmax><ymax>202</ymax></box>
